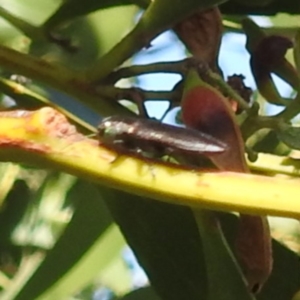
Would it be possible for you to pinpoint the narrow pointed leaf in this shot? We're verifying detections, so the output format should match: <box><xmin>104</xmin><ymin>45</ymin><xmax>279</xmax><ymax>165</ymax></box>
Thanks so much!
<box><xmin>105</xmin><ymin>193</ymin><xmax>208</xmax><ymax>300</ymax></box>
<box><xmin>194</xmin><ymin>210</ymin><xmax>255</xmax><ymax>300</ymax></box>
<box><xmin>11</xmin><ymin>181</ymin><xmax>114</xmax><ymax>300</ymax></box>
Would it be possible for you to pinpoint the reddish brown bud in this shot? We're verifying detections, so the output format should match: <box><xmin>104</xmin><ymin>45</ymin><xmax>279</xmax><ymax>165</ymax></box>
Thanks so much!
<box><xmin>252</xmin><ymin>35</ymin><xmax>293</xmax><ymax>69</ymax></box>
<box><xmin>227</xmin><ymin>74</ymin><xmax>252</xmax><ymax>113</ymax></box>
<box><xmin>250</xmin><ymin>35</ymin><xmax>293</xmax><ymax>105</ymax></box>
<box><xmin>173</xmin><ymin>7</ymin><xmax>223</xmax><ymax>71</ymax></box>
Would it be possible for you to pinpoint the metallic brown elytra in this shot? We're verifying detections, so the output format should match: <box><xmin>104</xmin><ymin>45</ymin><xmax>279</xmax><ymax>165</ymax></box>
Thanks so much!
<box><xmin>98</xmin><ymin>116</ymin><xmax>227</xmax><ymax>165</ymax></box>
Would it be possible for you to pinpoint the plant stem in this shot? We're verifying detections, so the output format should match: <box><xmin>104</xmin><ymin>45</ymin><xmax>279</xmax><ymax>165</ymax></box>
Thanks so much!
<box><xmin>276</xmin><ymin>94</ymin><xmax>300</xmax><ymax>121</ymax></box>
<box><xmin>96</xmin><ymin>85</ymin><xmax>181</xmax><ymax>116</ymax></box>
<box><xmin>206</xmin><ymin>69</ymin><xmax>251</xmax><ymax>111</ymax></box>
<box><xmin>0</xmin><ymin>108</ymin><xmax>300</xmax><ymax>219</ymax></box>
<box><xmin>98</xmin><ymin>85</ymin><xmax>181</xmax><ymax>101</ymax></box>
<box><xmin>0</xmin><ymin>45</ymin><xmax>132</xmax><ymax>116</ymax></box>
<box><xmin>104</xmin><ymin>58</ymin><xmax>192</xmax><ymax>83</ymax></box>
<box><xmin>86</xmin><ymin>0</ymin><xmax>226</xmax><ymax>82</ymax></box>
<box><xmin>241</xmin><ymin>115</ymin><xmax>281</xmax><ymax>140</ymax></box>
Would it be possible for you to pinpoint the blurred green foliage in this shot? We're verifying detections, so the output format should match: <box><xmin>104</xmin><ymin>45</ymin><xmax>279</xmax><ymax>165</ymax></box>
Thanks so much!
<box><xmin>0</xmin><ymin>1</ymin><xmax>298</xmax><ymax>300</ymax></box>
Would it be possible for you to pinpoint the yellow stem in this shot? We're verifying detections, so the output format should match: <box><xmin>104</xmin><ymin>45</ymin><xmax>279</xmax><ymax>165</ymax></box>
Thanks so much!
<box><xmin>0</xmin><ymin>108</ymin><xmax>299</xmax><ymax>219</ymax></box>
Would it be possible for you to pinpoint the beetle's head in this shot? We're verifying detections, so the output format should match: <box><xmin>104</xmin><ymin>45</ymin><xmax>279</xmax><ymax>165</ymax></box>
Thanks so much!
<box><xmin>98</xmin><ymin>116</ymin><xmax>135</xmax><ymax>143</ymax></box>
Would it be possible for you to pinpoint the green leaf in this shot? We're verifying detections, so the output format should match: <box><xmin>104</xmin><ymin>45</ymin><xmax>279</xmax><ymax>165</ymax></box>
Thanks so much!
<box><xmin>194</xmin><ymin>210</ymin><xmax>255</xmax><ymax>300</ymax></box>
<box><xmin>0</xmin><ymin>179</ymin><xmax>30</xmax><ymax>272</ymax></box>
<box><xmin>38</xmin><ymin>5</ymin><xmax>139</xmax><ymax>70</ymax></box>
<box><xmin>220</xmin><ymin>1</ymin><xmax>299</xmax><ymax>15</ymax></box>
<box><xmin>43</xmin><ymin>0</ymin><xmax>148</xmax><ymax>30</ymax></box>
<box><xmin>276</xmin><ymin>124</ymin><xmax>300</xmax><ymax>150</ymax></box>
<box><xmin>0</xmin><ymin>163</ymin><xmax>20</xmax><ymax>208</ymax></box>
<box><xmin>37</xmin><ymin>224</ymin><xmax>128</xmax><ymax>300</ymax></box>
<box><xmin>293</xmin><ymin>30</ymin><xmax>300</xmax><ymax>74</ymax></box>
<box><xmin>120</xmin><ymin>286</ymin><xmax>161</xmax><ymax>300</ymax></box>
<box><xmin>8</xmin><ymin>180</ymin><xmax>114</xmax><ymax>300</ymax></box>
<box><xmin>104</xmin><ymin>192</ymin><xmax>208</xmax><ymax>300</ymax></box>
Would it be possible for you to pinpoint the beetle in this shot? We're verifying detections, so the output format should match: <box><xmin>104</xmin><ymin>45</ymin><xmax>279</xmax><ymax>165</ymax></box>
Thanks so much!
<box><xmin>98</xmin><ymin>116</ymin><xmax>227</xmax><ymax>166</ymax></box>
